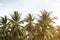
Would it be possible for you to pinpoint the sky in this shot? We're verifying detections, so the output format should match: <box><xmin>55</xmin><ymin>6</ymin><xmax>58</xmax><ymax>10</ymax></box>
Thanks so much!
<box><xmin>0</xmin><ymin>0</ymin><xmax>60</xmax><ymax>25</ymax></box>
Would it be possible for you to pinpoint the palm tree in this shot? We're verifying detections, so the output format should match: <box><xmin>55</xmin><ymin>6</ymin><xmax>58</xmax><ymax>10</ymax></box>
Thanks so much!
<box><xmin>36</xmin><ymin>10</ymin><xmax>57</xmax><ymax>40</ymax></box>
<box><xmin>8</xmin><ymin>11</ymin><xmax>26</xmax><ymax>40</ymax></box>
<box><xmin>24</xmin><ymin>14</ymin><xmax>35</xmax><ymax>40</ymax></box>
<box><xmin>0</xmin><ymin>16</ymin><xmax>9</xmax><ymax>40</ymax></box>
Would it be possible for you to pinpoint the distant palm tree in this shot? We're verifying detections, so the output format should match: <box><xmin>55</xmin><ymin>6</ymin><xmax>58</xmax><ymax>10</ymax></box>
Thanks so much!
<box><xmin>9</xmin><ymin>11</ymin><xmax>26</xmax><ymax>40</ymax></box>
<box><xmin>36</xmin><ymin>10</ymin><xmax>57</xmax><ymax>40</ymax></box>
<box><xmin>0</xmin><ymin>16</ymin><xmax>8</xmax><ymax>40</ymax></box>
<box><xmin>24</xmin><ymin>14</ymin><xmax>35</xmax><ymax>40</ymax></box>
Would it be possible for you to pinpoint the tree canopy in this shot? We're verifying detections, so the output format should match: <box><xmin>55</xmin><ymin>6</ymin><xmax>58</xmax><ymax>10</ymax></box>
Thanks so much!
<box><xmin>0</xmin><ymin>10</ymin><xmax>59</xmax><ymax>40</ymax></box>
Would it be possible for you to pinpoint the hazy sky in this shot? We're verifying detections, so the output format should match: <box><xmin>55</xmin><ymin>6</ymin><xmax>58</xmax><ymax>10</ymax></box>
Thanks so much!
<box><xmin>0</xmin><ymin>0</ymin><xmax>60</xmax><ymax>25</ymax></box>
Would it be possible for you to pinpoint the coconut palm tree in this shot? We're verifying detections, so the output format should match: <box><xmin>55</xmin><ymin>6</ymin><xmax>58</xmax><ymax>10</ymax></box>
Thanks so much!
<box><xmin>24</xmin><ymin>14</ymin><xmax>35</xmax><ymax>40</ymax></box>
<box><xmin>0</xmin><ymin>16</ymin><xmax>9</xmax><ymax>40</ymax></box>
<box><xmin>8</xmin><ymin>11</ymin><xmax>26</xmax><ymax>40</ymax></box>
<box><xmin>36</xmin><ymin>10</ymin><xmax>57</xmax><ymax>40</ymax></box>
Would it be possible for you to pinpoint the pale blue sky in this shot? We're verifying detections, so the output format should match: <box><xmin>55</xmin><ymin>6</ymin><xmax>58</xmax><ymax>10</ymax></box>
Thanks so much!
<box><xmin>0</xmin><ymin>0</ymin><xmax>60</xmax><ymax>25</ymax></box>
